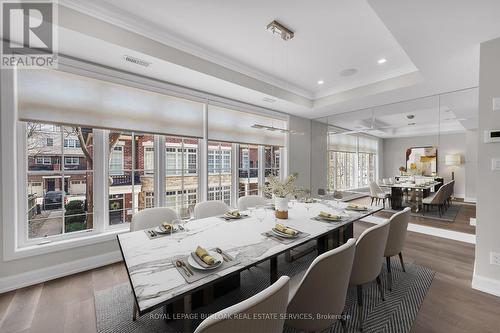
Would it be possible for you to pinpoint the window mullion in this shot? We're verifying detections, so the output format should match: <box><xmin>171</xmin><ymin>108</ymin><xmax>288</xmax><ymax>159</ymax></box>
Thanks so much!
<box><xmin>94</xmin><ymin>129</ymin><xmax>106</xmax><ymax>232</ymax></box>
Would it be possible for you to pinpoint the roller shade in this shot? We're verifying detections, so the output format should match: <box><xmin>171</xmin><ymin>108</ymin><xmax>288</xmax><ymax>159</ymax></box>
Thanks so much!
<box><xmin>17</xmin><ymin>69</ymin><xmax>204</xmax><ymax>137</ymax></box>
<box><xmin>207</xmin><ymin>104</ymin><xmax>286</xmax><ymax>146</ymax></box>
<box><xmin>358</xmin><ymin>135</ymin><xmax>378</xmax><ymax>154</ymax></box>
<box><xmin>328</xmin><ymin>133</ymin><xmax>357</xmax><ymax>152</ymax></box>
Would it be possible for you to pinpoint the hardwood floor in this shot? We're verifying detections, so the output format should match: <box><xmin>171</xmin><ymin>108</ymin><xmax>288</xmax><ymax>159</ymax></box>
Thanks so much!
<box><xmin>352</xmin><ymin>196</ymin><xmax>477</xmax><ymax>235</ymax></box>
<box><xmin>1</xmin><ymin>212</ymin><xmax>498</xmax><ymax>333</ymax></box>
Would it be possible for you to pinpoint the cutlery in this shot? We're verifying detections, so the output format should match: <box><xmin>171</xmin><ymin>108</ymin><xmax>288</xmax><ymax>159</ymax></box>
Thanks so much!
<box><xmin>216</xmin><ymin>247</ymin><xmax>231</xmax><ymax>262</ymax></box>
<box><xmin>180</xmin><ymin>260</ymin><xmax>194</xmax><ymax>276</ymax></box>
<box><xmin>148</xmin><ymin>230</ymin><xmax>156</xmax><ymax>237</ymax></box>
<box><xmin>151</xmin><ymin>230</ymin><xmax>158</xmax><ymax>237</ymax></box>
<box><xmin>175</xmin><ymin>260</ymin><xmax>191</xmax><ymax>276</ymax></box>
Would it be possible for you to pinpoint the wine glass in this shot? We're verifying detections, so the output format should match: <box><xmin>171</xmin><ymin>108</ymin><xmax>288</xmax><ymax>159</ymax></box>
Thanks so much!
<box><xmin>255</xmin><ymin>205</ymin><xmax>266</xmax><ymax>222</ymax></box>
<box><xmin>247</xmin><ymin>206</ymin><xmax>256</xmax><ymax>216</ymax></box>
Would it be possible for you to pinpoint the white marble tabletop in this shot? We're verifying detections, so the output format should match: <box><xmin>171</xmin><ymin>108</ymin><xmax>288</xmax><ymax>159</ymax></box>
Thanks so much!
<box><xmin>379</xmin><ymin>181</ymin><xmax>440</xmax><ymax>189</ymax></box>
<box><xmin>117</xmin><ymin>200</ymin><xmax>382</xmax><ymax>313</ymax></box>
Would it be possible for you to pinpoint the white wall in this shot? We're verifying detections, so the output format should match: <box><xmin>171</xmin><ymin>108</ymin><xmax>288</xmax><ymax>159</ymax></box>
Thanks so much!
<box><xmin>473</xmin><ymin>37</ymin><xmax>500</xmax><ymax>297</ymax></box>
<box><xmin>465</xmin><ymin>130</ymin><xmax>478</xmax><ymax>202</ymax></box>
<box><xmin>382</xmin><ymin>133</ymin><xmax>468</xmax><ymax>198</ymax></box>
<box><xmin>310</xmin><ymin>120</ymin><xmax>328</xmax><ymax>195</ymax></box>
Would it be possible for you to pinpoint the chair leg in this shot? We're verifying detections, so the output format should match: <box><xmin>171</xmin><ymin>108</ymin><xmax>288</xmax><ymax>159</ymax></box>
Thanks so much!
<box><xmin>376</xmin><ymin>275</ymin><xmax>385</xmax><ymax>301</ymax></box>
<box><xmin>386</xmin><ymin>256</ymin><xmax>392</xmax><ymax>291</ymax></box>
<box><xmin>399</xmin><ymin>252</ymin><xmax>406</xmax><ymax>272</ymax></box>
<box><xmin>371</xmin><ymin>197</ymin><xmax>374</xmax><ymax>206</ymax></box>
<box><xmin>133</xmin><ymin>302</ymin><xmax>138</xmax><ymax>321</ymax></box>
<box><xmin>357</xmin><ymin>285</ymin><xmax>364</xmax><ymax>331</ymax></box>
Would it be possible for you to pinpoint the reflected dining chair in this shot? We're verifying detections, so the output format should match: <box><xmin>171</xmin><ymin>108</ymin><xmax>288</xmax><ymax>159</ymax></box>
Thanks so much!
<box><xmin>369</xmin><ymin>181</ymin><xmax>390</xmax><ymax>208</ymax></box>
<box><xmin>422</xmin><ymin>183</ymin><xmax>447</xmax><ymax>217</ymax></box>
<box><xmin>384</xmin><ymin>207</ymin><xmax>410</xmax><ymax>291</ymax></box>
<box><xmin>350</xmin><ymin>218</ymin><xmax>391</xmax><ymax>331</ymax></box>
<box><xmin>286</xmin><ymin>239</ymin><xmax>356</xmax><ymax>332</ymax></box>
<box><xmin>194</xmin><ymin>201</ymin><xmax>229</xmax><ymax>219</ymax></box>
<box><xmin>194</xmin><ymin>276</ymin><xmax>290</xmax><ymax>333</ymax></box>
<box><xmin>130</xmin><ymin>207</ymin><xmax>178</xmax><ymax>232</ymax></box>
<box><xmin>237</xmin><ymin>195</ymin><xmax>268</xmax><ymax>211</ymax></box>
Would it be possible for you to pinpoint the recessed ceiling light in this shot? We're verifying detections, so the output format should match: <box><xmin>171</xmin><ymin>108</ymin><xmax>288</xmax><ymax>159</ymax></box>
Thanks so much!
<box><xmin>408</xmin><ymin>122</ymin><xmax>416</xmax><ymax>126</ymax></box>
<box><xmin>317</xmin><ymin>80</ymin><xmax>324</xmax><ymax>85</ymax></box>
<box><xmin>340</xmin><ymin>68</ymin><xmax>358</xmax><ymax>77</ymax></box>
<box><xmin>378</xmin><ymin>58</ymin><xmax>387</xmax><ymax>64</ymax></box>
<box><xmin>406</xmin><ymin>114</ymin><xmax>415</xmax><ymax>119</ymax></box>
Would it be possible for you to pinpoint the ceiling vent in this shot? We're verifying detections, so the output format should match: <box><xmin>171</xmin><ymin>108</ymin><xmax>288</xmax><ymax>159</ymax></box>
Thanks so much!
<box><xmin>124</xmin><ymin>55</ymin><xmax>151</xmax><ymax>67</ymax></box>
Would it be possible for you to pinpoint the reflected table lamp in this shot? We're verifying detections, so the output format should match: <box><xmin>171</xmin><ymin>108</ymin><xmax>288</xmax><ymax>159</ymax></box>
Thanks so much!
<box><xmin>445</xmin><ymin>154</ymin><xmax>461</xmax><ymax>180</ymax></box>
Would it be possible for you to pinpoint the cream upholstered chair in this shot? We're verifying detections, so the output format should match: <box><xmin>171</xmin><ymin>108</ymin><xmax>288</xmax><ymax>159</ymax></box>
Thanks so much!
<box><xmin>194</xmin><ymin>201</ymin><xmax>229</xmax><ymax>219</ymax></box>
<box><xmin>130</xmin><ymin>207</ymin><xmax>178</xmax><ymax>232</ymax></box>
<box><xmin>194</xmin><ymin>276</ymin><xmax>290</xmax><ymax>333</ymax></box>
<box><xmin>286</xmin><ymin>238</ymin><xmax>356</xmax><ymax>332</ymax></box>
<box><xmin>369</xmin><ymin>181</ymin><xmax>390</xmax><ymax>208</ymax></box>
<box><xmin>422</xmin><ymin>184</ymin><xmax>448</xmax><ymax>217</ymax></box>
<box><xmin>350</xmin><ymin>218</ymin><xmax>391</xmax><ymax>331</ymax></box>
<box><xmin>237</xmin><ymin>195</ymin><xmax>268</xmax><ymax>211</ymax></box>
<box><xmin>384</xmin><ymin>207</ymin><xmax>411</xmax><ymax>291</ymax></box>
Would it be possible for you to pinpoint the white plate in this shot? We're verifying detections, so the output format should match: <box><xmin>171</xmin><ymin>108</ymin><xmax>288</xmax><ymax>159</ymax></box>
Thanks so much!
<box><xmin>187</xmin><ymin>251</ymin><xmax>223</xmax><ymax>270</ymax></box>
<box><xmin>272</xmin><ymin>228</ymin><xmax>299</xmax><ymax>239</ymax></box>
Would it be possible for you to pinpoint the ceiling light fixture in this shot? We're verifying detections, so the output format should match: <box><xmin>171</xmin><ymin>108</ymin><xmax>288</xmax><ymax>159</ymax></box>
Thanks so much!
<box><xmin>266</xmin><ymin>20</ymin><xmax>294</xmax><ymax>40</ymax></box>
<box><xmin>408</xmin><ymin>122</ymin><xmax>416</xmax><ymax>126</ymax></box>
<box><xmin>340</xmin><ymin>68</ymin><xmax>358</xmax><ymax>77</ymax></box>
<box><xmin>252</xmin><ymin>124</ymin><xmax>303</xmax><ymax>135</ymax></box>
<box><xmin>377</xmin><ymin>58</ymin><xmax>387</xmax><ymax>64</ymax></box>
<box><xmin>317</xmin><ymin>80</ymin><xmax>324</xmax><ymax>85</ymax></box>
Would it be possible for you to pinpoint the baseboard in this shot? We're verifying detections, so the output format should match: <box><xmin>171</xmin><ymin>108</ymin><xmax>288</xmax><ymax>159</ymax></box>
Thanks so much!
<box><xmin>464</xmin><ymin>197</ymin><xmax>477</xmax><ymax>203</ymax></box>
<box><xmin>472</xmin><ymin>272</ymin><xmax>500</xmax><ymax>298</ymax></box>
<box><xmin>0</xmin><ymin>250</ymin><xmax>122</xmax><ymax>293</ymax></box>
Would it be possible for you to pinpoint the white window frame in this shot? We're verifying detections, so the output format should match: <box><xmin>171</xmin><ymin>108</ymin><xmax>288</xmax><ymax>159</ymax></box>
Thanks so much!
<box><xmin>64</xmin><ymin>156</ymin><xmax>79</xmax><ymax>165</ymax></box>
<box><xmin>1</xmin><ymin>64</ymin><xmax>287</xmax><ymax>262</ymax></box>
<box><xmin>109</xmin><ymin>145</ymin><xmax>124</xmax><ymax>176</ymax></box>
<box><xmin>36</xmin><ymin>156</ymin><xmax>51</xmax><ymax>165</ymax></box>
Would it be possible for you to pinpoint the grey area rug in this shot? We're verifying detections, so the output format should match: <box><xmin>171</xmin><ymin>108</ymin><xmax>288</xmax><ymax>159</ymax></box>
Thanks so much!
<box><xmin>384</xmin><ymin>203</ymin><xmax>461</xmax><ymax>222</ymax></box>
<box><xmin>95</xmin><ymin>252</ymin><xmax>434</xmax><ymax>333</ymax></box>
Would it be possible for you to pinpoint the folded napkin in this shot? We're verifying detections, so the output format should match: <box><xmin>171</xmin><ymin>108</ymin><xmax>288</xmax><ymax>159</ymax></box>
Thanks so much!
<box><xmin>319</xmin><ymin>211</ymin><xmax>341</xmax><ymax>220</ymax></box>
<box><xmin>161</xmin><ymin>222</ymin><xmax>173</xmax><ymax>232</ymax></box>
<box><xmin>275</xmin><ymin>223</ymin><xmax>298</xmax><ymax>236</ymax></box>
<box><xmin>226</xmin><ymin>210</ymin><xmax>241</xmax><ymax>217</ymax></box>
<box><xmin>347</xmin><ymin>203</ymin><xmax>366</xmax><ymax>209</ymax></box>
<box><xmin>195</xmin><ymin>246</ymin><xmax>216</xmax><ymax>265</ymax></box>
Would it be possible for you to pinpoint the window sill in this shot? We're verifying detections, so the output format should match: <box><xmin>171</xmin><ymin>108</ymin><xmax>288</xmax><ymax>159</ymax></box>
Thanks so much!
<box><xmin>3</xmin><ymin>228</ymin><xmax>129</xmax><ymax>262</ymax></box>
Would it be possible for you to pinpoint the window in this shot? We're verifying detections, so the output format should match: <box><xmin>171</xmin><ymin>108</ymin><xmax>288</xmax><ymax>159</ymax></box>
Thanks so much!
<box><xmin>208</xmin><ymin>141</ymin><xmax>232</xmax><ymax>206</ymax></box>
<box><xmin>109</xmin><ymin>146</ymin><xmax>124</xmax><ymax>176</ymax></box>
<box><xmin>26</xmin><ymin>122</ymin><xmax>94</xmax><ymax>239</ymax></box>
<box><xmin>108</xmin><ymin>132</ymin><xmax>155</xmax><ymax>225</ymax></box>
<box><xmin>265</xmin><ymin>146</ymin><xmax>281</xmax><ymax>179</ymax></box>
<box><xmin>328</xmin><ymin>134</ymin><xmax>377</xmax><ymax>191</ymax></box>
<box><xmin>35</xmin><ymin>157</ymin><xmax>51</xmax><ymax>165</ymax></box>
<box><xmin>238</xmin><ymin>145</ymin><xmax>259</xmax><ymax>197</ymax></box>
<box><xmin>144</xmin><ymin>146</ymin><xmax>154</xmax><ymax>175</ymax></box>
<box><xmin>165</xmin><ymin>137</ymin><xmax>199</xmax><ymax>217</ymax></box>
<box><xmin>63</xmin><ymin>138</ymin><xmax>80</xmax><ymax>148</ymax></box>
<box><xmin>64</xmin><ymin>156</ymin><xmax>79</xmax><ymax>165</ymax></box>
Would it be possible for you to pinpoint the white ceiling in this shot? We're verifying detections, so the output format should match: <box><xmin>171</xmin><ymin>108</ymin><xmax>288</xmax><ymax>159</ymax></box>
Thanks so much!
<box><xmin>58</xmin><ymin>0</ymin><xmax>500</xmax><ymax>119</ymax></box>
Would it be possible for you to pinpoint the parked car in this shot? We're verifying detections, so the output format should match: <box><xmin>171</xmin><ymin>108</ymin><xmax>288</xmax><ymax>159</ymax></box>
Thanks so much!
<box><xmin>42</xmin><ymin>191</ymin><xmax>68</xmax><ymax>210</ymax></box>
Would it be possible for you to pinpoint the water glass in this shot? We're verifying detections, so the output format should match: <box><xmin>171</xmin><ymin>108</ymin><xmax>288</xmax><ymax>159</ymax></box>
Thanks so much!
<box><xmin>255</xmin><ymin>205</ymin><xmax>266</xmax><ymax>222</ymax></box>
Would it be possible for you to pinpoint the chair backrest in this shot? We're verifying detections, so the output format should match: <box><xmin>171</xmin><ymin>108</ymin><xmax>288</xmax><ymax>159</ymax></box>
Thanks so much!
<box><xmin>194</xmin><ymin>276</ymin><xmax>290</xmax><ymax>333</ymax></box>
<box><xmin>384</xmin><ymin>207</ymin><xmax>411</xmax><ymax>257</ymax></box>
<box><xmin>430</xmin><ymin>183</ymin><xmax>448</xmax><ymax>204</ymax></box>
<box><xmin>287</xmin><ymin>239</ymin><xmax>356</xmax><ymax>331</ymax></box>
<box><xmin>237</xmin><ymin>195</ymin><xmax>268</xmax><ymax>211</ymax></box>
<box><xmin>130</xmin><ymin>207</ymin><xmax>178</xmax><ymax>232</ymax></box>
<box><xmin>369</xmin><ymin>181</ymin><xmax>384</xmax><ymax>196</ymax></box>
<box><xmin>350</xmin><ymin>218</ymin><xmax>391</xmax><ymax>286</ymax></box>
<box><xmin>194</xmin><ymin>201</ymin><xmax>229</xmax><ymax>219</ymax></box>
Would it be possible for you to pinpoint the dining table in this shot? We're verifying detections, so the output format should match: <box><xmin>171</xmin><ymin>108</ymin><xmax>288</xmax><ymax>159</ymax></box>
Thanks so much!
<box><xmin>117</xmin><ymin>200</ymin><xmax>383</xmax><ymax>319</ymax></box>
<box><xmin>379</xmin><ymin>181</ymin><xmax>441</xmax><ymax>211</ymax></box>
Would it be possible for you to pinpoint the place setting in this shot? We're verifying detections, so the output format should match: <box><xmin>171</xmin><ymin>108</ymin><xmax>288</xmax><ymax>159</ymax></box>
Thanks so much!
<box><xmin>262</xmin><ymin>223</ymin><xmax>310</xmax><ymax>245</ymax></box>
<box><xmin>173</xmin><ymin>245</ymin><xmax>241</xmax><ymax>283</ymax></box>
<box><xmin>219</xmin><ymin>209</ymin><xmax>250</xmax><ymax>222</ymax></box>
<box><xmin>311</xmin><ymin>210</ymin><xmax>349</xmax><ymax>224</ymax></box>
<box><xmin>144</xmin><ymin>221</ymin><xmax>186</xmax><ymax>240</ymax></box>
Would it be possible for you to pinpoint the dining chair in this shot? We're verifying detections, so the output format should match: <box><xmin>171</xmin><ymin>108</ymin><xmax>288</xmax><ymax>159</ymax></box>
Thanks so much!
<box><xmin>350</xmin><ymin>218</ymin><xmax>391</xmax><ymax>331</ymax></box>
<box><xmin>237</xmin><ymin>195</ymin><xmax>268</xmax><ymax>211</ymax></box>
<box><xmin>422</xmin><ymin>184</ymin><xmax>447</xmax><ymax>217</ymax></box>
<box><xmin>194</xmin><ymin>201</ymin><xmax>229</xmax><ymax>219</ymax></box>
<box><xmin>130</xmin><ymin>207</ymin><xmax>178</xmax><ymax>232</ymax></box>
<box><xmin>194</xmin><ymin>276</ymin><xmax>290</xmax><ymax>333</ymax></box>
<box><xmin>369</xmin><ymin>181</ymin><xmax>390</xmax><ymax>208</ymax></box>
<box><xmin>384</xmin><ymin>207</ymin><xmax>410</xmax><ymax>291</ymax></box>
<box><xmin>286</xmin><ymin>238</ymin><xmax>356</xmax><ymax>332</ymax></box>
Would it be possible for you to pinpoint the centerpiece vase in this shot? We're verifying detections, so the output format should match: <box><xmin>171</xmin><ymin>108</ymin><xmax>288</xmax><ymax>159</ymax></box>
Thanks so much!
<box><xmin>274</xmin><ymin>197</ymin><xmax>289</xmax><ymax>219</ymax></box>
